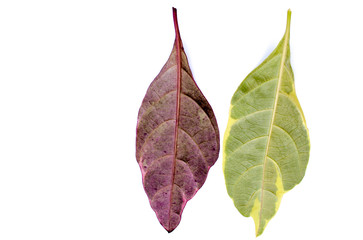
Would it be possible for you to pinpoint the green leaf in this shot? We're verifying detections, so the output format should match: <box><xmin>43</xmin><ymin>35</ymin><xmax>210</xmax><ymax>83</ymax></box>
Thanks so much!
<box><xmin>223</xmin><ymin>10</ymin><xmax>310</xmax><ymax>236</ymax></box>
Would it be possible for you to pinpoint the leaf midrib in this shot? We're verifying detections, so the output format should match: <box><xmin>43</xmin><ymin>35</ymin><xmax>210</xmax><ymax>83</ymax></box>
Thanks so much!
<box><xmin>167</xmin><ymin>8</ymin><xmax>182</xmax><ymax>232</ymax></box>
<box><xmin>257</xmin><ymin>17</ymin><xmax>290</xmax><ymax>233</ymax></box>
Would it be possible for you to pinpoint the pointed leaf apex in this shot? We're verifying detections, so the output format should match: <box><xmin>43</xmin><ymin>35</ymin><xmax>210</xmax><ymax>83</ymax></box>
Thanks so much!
<box><xmin>285</xmin><ymin>9</ymin><xmax>292</xmax><ymax>38</ymax></box>
<box><xmin>172</xmin><ymin>7</ymin><xmax>181</xmax><ymax>45</ymax></box>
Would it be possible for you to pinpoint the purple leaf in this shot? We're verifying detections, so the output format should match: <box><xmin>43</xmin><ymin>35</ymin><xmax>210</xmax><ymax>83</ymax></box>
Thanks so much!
<box><xmin>136</xmin><ymin>8</ymin><xmax>220</xmax><ymax>232</ymax></box>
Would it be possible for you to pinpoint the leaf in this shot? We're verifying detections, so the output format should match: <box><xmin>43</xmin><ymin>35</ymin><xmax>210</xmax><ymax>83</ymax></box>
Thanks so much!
<box><xmin>136</xmin><ymin>8</ymin><xmax>220</xmax><ymax>233</ymax></box>
<box><xmin>223</xmin><ymin>10</ymin><xmax>310</xmax><ymax>236</ymax></box>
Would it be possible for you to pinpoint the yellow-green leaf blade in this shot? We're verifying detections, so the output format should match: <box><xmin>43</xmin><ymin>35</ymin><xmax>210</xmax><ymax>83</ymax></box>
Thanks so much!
<box><xmin>223</xmin><ymin>10</ymin><xmax>310</xmax><ymax>236</ymax></box>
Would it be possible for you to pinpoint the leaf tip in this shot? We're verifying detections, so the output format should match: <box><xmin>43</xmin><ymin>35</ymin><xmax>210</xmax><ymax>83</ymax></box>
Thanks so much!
<box><xmin>166</xmin><ymin>228</ymin><xmax>175</xmax><ymax>233</ymax></box>
<box><xmin>255</xmin><ymin>222</ymin><xmax>267</xmax><ymax>237</ymax></box>
<box><xmin>172</xmin><ymin>7</ymin><xmax>178</xmax><ymax>32</ymax></box>
<box><xmin>163</xmin><ymin>219</ymin><xmax>178</xmax><ymax>233</ymax></box>
<box><xmin>286</xmin><ymin>9</ymin><xmax>292</xmax><ymax>35</ymax></box>
<box><xmin>172</xmin><ymin>7</ymin><xmax>181</xmax><ymax>45</ymax></box>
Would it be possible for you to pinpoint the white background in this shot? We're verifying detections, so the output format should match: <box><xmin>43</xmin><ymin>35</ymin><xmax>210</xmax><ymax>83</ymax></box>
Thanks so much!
<box><xmin>0</xmin><ymin>0</ymin><xmax>362</xmax><ymax>239</ymax></box>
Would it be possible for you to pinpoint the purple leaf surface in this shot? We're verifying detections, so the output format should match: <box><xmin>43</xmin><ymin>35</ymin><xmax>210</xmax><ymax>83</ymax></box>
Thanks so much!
<box><xmin>136</xmin><ymin>8</ymin><xmax>220</xmax><ymax>232</ymax></box>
